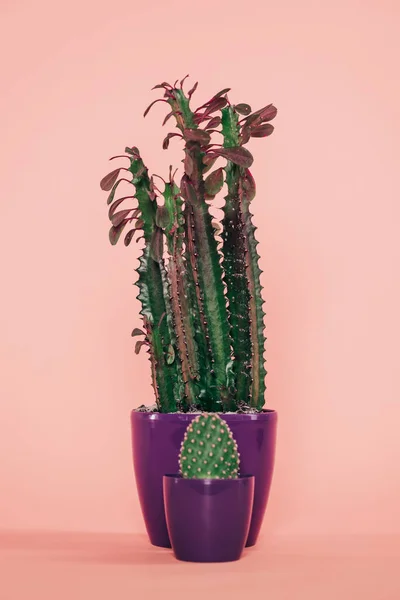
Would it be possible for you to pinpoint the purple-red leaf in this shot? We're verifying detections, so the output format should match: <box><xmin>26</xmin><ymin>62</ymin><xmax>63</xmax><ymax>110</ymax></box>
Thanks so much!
<box><xmin>163</xmin><ymin>110</ymin><xmax>182</xmax><ymax>126</ymax></box>
<box><xmin>184</xmin><ymin>151</ymin><xmax>194</xmax><ymax>177</ymax></box>
<box><xmin>204</xmin><ymin>167</ymin><xmax>224</xmax><ymax>196</ymax></box>
<box><xmin>156</xmin><ymin>205</ymin><xmax>169</xmax><ymax>229</ymax></box>
<box><xmin>259</xmin><ymin>104</ymin><xmax>277</xmax><ymax>122</ymax></box>
<box><xmin>193</xmin><ymin>112</ymin><xmax>207</xmax><ymax>124</ymax></box>
<box><xmin>241</xmin><ymin>169</ymin><xmax>256</xmax><ymax>202</ymax></box>
<box><xmin>108</xmin><ymin>196</ymin><xmax>135</xmax><ymax>219</ymax></box>
<box><xmin>111</xmin><ymin>209</ymin><xmax>132</xmax><ymax>227</ymax></box>
<box><xmin>135</xmin><ymin>340</ymin><xmax>148</xmax><ymax>354</ymax></box>
<box><xmin>143</xmin><ymin>98</ymin><xmax>167</xmax><ymax>118</ymax></box>
<box><xmin>213</xmin><ymin>146</ymin><xmax>254</xmax><ymax>168</ymax></box>
<box><xmin>162</xmin><ymin>132</ymin><xmax>182</xmax><ymax>150</ymax></box>
<box><xmin>131</xmin><ymin>328</ymin><xmax>145</xmax><ymax>337</ymax></box>
<box><xmin>202</xmin><ymin>154</ymin><xmax>218</xmax><ymax>173</ymax></box>
<box><xmin>152</xmin><ymin>82</ymin><xmax>171</xmax><ymax>90</ymax></box>
<box><xmin>187</xmin><ymin>81</ymin><xmax>198</xmax><ymax>99</ymax></box>
<box><xmin>246</xmin><ymin>104</ymin><xmax>277</xmax><ymax>128</ymax></box>
<box><xmin>235</xmin><ymin>103</ymin><xmax>252</xmax><ymax>116</ymax></box>
<box><xmin>184</xmin><ymin>128</ymin><xmax>211</xmax><ymax>145</ymax></box>
<box><xmin>106</xmin><ymin>178</ymin><xmax>133</xmax><ymax>205</ymax></box>
<box><xmin>100</xmin><ymin>168</ymin><xmax>121</xmax><ymax>191</ymax></box>
<box><xmin>135</xmin><ymin>218</ymin><xmax>144</xmax><ymax>229</ymax></box>
<box><xmin>125</xmin><ymin>146</ymin><xmax>140</xmax><ymax>157</ymax></box>
<box><xmin>206</xmin><ymin>116</ymin><xmax>221</xmax><ymax>130</ymax></box>
<box><xmin>207</xmin><ymin>88</ymin><xmax>231</xmax><ymax>104</ymax></box>
<box><xmin>204</xmin><ymin>97</ymin><xmax>228</xmax><ymax>115</ymax></box>
<box><xmin>109</xmin><ymin>220</ymin><xmax>129</xmax><ymax>245</ymax></box>
<box><xmin>180</xmin><ymin>74</ymin><xmax>189</xmax><ymax>88</ymax></box>
<box><xmin>150</xmin><ymin>227</ymin><xmax>164</xmax><ymax>263</ymax></box>
<box><xmin>180</xmin><ymin>175</ymin><xmax>199</xmax><ymax>206</ymax></box>
<box><xmin>250</xmin><ymin>124</ymin><xmax>274</xmax><ymax>138</ymax></box>
<box><xmin>124</xmin><ymin>228</ymin><xmax>137</xmax><ymax>246</ymax></box>
<box><xmin>240</xmin><ymin>127</ymin><xmax>251</xmax><ymax>145</ymax></box>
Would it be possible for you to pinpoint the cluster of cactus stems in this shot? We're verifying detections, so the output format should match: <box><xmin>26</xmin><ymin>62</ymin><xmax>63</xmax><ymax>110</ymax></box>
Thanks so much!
<box><xmin>100</xmin><ymin>77</ymin><xmax>277</xmax><ymax>413</ymax></box>
<box><xmin>179</xmin><ymin>414</ymin><xmax>239</xmax><ymax>479</ymax></box>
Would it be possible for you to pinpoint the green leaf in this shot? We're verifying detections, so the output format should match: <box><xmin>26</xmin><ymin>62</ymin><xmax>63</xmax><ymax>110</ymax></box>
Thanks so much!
<box><xmin>166</xmin><ymin>344</ymin><xmax>175</xmax><ymax>365</ymax></box>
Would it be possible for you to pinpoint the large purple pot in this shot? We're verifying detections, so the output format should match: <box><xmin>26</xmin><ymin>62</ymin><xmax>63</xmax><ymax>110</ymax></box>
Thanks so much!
<box><xmin>130</xmin><ymin>410</ymin><xmax>277</xmax><ymax>548</ymax></box>
<box><xmin>163</xmin><ymin>475</ymin><xmax>254</xmax><ymax>562</ymax></box>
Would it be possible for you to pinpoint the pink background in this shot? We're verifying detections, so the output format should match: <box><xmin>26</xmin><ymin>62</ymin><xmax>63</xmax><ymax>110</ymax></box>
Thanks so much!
<box><xmin>1</xmin><ymin>0</ymin><xmax>399</xmax><ymax>544</ymax></box>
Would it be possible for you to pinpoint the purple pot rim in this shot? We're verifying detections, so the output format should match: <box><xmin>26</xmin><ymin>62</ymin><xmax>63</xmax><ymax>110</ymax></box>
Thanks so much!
<box><xmin>163</xmin><ymin>474</ymin><xmax>254</xmax><ymax>486</ymax></box>
<box><xmin>131</xmin><ymin>409</ymin><xmax>277</xmax><ymax>422</ymax></box>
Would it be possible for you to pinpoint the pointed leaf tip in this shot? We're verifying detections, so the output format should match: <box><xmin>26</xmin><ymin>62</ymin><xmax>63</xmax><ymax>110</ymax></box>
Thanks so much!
<box><xmin>100</xmin><ymin>168</ymin><xmax>121</xmax><ymax>191</ymax></box>
<box><xmin>187</xmin><ymin>81</ymin><xmax>198</xmax><ymax>99</ymax></box>
<box><xmin>111</xmin><ymin>208</ymin><xmax>132</xmax><ymax>227</ymax></box>
<box><xmin>131</xmin><ymin>328</ymin><xmax>145</xmax><ymax>337</ymax></box>
<box><xmin>109</xmin><ymin>220</ymin><xmax>129</xmax><ymax>245</ymax></box>
<box><xmin>135</xmin><ymin>340</ymin><xmax>148</xmax><ymax>354</ymax></box>
<box><xmin>143</xmin><ymin>98</ymin><xmax>167</xmax><ymax>118</ymax></box>
<box><xmin>124</xmin><ymin>228</ymin><xmax>136</xmax><ymax>246</ymax></box>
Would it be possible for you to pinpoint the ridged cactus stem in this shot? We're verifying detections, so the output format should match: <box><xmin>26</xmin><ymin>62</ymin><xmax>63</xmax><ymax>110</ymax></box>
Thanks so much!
<box><xmin>160</xmin><ymin>182</ymin><xmax>199</xmax><ymax>407</ymax></box>
<box><xmin>179</xmin><ymin>414</ymin><xmax>239</xmax><ymax>479</ymax></box>
<box><xmin>168</xmin><ymin>88</ymin><xmax>233</xmax><ymax>409</ymax></box>
<box><xmin>221</xmin><ymin>107</ymin><xmax>266</xmax><ymax>409</ymax></box>
<box><xmin>128</xmin><ymin>153</ymin><xmax>178</xmax><ymax>412</ymax></box>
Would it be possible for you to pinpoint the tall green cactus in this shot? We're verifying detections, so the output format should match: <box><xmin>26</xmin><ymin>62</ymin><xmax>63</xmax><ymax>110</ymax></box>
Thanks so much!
<box><xmin>100</xmin><ymin>79</ymin><xmax>277</xmax><ymax>413</ymax></box>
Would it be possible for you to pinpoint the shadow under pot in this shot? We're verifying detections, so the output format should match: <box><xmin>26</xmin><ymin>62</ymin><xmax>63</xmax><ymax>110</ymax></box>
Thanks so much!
<box><xmin>163</xmin><ymin>474</ymin><xmax>255</xmax><ymax>563</ymax></box>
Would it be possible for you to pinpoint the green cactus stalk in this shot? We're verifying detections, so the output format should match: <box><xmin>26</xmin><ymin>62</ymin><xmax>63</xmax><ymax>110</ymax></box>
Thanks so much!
<box><xmin>220</xmin><ymin>105</ymin><xmax>270</xmax><ymax>409</ymax></box>
<box><xmin>101</xmin><ymin>148</ymin><xmax>178</xmax><ymax>412</ymax></box>
<box><xmin>179</xmin><ymin>414</ymin><xmax>239</xmax><ymax>479</ymax></box>
<box><xmin>165</xmin><ymin>87</ymin><xmax>234</xmax><ymax>410</ymax></box>
<box><xmin>100</xmin><ymin>78</ymin><xmax>277</xmax><ymax>413</ymax></box>
<box><xmin>156</xmin><ymin>175</ymin><xmax>200</xmax><ymax>406</ymax></box>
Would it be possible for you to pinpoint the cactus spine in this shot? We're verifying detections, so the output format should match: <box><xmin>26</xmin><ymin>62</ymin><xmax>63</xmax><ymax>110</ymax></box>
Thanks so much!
<box><xmin>179</xmin><ymin>414</ymin><xmax>239</xmax><ymax>479</ymax></box>
<box><xmin>100</xmin><ymin>79</ymin><xmax>277</xmax><ymax>413</ymax></box>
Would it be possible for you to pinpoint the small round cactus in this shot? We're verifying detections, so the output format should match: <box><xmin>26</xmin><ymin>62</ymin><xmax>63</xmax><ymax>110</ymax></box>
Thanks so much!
<box><xmin>179</xmin><ymin>414</ymin><xmax>240</xmax><ymax>479</ymax></box>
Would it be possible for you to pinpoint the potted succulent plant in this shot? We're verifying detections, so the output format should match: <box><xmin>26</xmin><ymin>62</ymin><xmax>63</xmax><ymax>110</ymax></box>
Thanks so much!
<box><xmin>100</xmin><ymin>77</ymin><xmax>278</xmax><ymax>549</ymax></box>
<box><xmin>164</xmin><ymin>414</ymin><xmax>254</xmax><ymax>562</ymax></box>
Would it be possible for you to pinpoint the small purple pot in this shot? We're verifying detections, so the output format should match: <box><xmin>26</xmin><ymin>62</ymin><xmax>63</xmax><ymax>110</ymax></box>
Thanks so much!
<box><xmin>163</xmin><ymin>474</ymin><xmax>254</xmax><ymax>563</ymax></box>
<box><xmin>131</xmin><ymin>410</ymin><xmax>277</xmax><ymax>548</ymax></box>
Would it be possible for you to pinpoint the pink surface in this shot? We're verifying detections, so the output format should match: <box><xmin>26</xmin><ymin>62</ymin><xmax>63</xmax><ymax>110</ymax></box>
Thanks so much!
<box><xmin>1</xmin><ymin>0</ymin><xmax>399</xmax><ymax>545</ymax></box>
<box><xmin>1</xmin><ymin>532</ymin><xmax>399</xmax><ymax>600</ymax></box>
